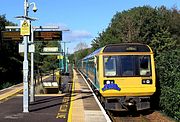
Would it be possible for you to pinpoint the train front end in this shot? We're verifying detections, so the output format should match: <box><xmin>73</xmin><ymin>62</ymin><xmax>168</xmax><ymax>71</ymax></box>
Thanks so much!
<box><xmin>98</xmin><ymin>44</ymin><xmax>156</xmax><ymax>111</ymax></box>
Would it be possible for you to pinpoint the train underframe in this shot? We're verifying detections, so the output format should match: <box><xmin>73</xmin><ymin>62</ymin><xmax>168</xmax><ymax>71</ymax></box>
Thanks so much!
<box><xmin>99</xmin><ymin>95</ymin><xmax>151</xmax><ymax>111</ymax></box>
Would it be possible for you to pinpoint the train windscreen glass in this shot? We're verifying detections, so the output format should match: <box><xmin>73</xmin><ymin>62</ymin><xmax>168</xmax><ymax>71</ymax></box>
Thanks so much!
<box><xmin>104</xmin><ymin>56</ymin><xmax>117</xmax><ymax>76</ymax></box>
<box><xmin>104</xmin><ymin>55</ymin><xmax>151</xmax><ymax>77</ymax></box>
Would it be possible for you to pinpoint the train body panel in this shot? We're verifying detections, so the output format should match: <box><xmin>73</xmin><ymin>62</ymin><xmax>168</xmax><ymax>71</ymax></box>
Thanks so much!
<box><xmin>77</xmin><ymin>43</ymin><xmax>156</xmax><ymax>111</ymax></box>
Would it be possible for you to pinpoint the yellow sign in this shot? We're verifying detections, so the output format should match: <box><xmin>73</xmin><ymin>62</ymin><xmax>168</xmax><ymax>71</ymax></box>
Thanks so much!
<box><xmin>57</xmin><ymin>55</ymin><xmax>63</xmax><ymax>59</ymax></box>
<box><xmin>20</xmin><ymin>20</ymin><xmax>30</xmax><ymax>36</ymax></box>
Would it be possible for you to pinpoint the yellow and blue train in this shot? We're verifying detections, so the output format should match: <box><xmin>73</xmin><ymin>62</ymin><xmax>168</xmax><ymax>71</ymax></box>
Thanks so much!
<box><xmin>77</xmin><ymin>43</ymin><xmax>156</xmax><ymax>111</ymax></box>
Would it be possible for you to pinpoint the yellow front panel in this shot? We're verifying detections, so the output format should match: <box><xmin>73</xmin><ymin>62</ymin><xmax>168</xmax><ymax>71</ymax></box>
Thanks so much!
<box><xmin>100</xmin><ymin>77</ymin><xmax>156</xmax><ymax>97</ymax></box>
<box><xmin>98</xmin><ymin>53</ymin><xmax>156</xmax><ymax>97</ymax></box>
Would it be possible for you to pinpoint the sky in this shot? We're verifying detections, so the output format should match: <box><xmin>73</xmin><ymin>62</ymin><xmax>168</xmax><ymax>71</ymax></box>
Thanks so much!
<box><xmin>0</xmin><ymin>0</ymin><xmax>179</xmax><ymax>53</ymax></box>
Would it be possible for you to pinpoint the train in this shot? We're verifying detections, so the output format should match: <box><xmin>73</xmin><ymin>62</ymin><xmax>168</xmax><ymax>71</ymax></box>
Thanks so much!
<box><xmin>77</xmin><ymin>43</ymin><xmax>156</xmax><ymax>111</ymax></box>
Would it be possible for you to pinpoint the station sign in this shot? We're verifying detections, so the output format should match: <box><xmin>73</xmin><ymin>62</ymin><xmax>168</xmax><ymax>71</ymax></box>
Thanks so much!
<box><xmin>57</xmin><ymin>55</ymin><xmax>63</xmax><ymax>59</ymax></box>
<box><xmin>40</xmin><ymin>52</ymin><xmax>62</xmax><ymax>55</ymax></box>
<box><xmin>43</xmin><ymin>47</ymin><xmax>59</xmax><ymax>52</ymax></box>
<box><xmin>1</xmin><ymin>31</ymin><xmax>23</xmax><ymax>41</ymax></box>
<box><xmin>34</xmin><ymin>31</ymin><xmax>62</xmax><ymax>41</ymax></box>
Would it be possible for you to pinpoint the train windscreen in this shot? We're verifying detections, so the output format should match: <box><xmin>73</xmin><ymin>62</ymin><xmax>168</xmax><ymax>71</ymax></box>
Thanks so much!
<box><xmin>104</xmin><ymin>55</ymin><xmax>151</xmax><ymax>77</ymax></box>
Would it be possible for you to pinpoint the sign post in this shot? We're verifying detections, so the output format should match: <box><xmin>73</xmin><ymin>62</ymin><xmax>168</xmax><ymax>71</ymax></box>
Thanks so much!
<box><xmin>22</xmin><ymin>34</ymin><xmax>29</xmax><ymax>113</ymax></box>
<box><xmin>22</xmin><ymin>0</ymin><xmax>31</xmax><ymax>113</ymax></box>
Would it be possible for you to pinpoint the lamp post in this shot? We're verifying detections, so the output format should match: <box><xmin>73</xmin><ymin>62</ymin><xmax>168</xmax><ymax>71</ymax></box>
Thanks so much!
<box><xmin>22</xmin><ymin>0</ymin><xmax>37</xmax><ymax>112</ymax></box>
<box><xmin>61</xmin><ymin>41</ymin><xmax>70</xmax><ymax>74</ymax></box>
<box><xmin>66</xmin><ymin>47</ymin><xmax>69</xmax><ymax>74</ymax></box>
<box><xmin>23</xmin><ymin>0</ymin><xmax>29</xmax><ymax>113</ymax></box>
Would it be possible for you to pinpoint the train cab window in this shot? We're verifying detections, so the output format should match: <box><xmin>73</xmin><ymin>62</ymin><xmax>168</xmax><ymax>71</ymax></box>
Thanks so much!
<box><xmin>103</xmin><ymin>55</ymin><xmax>151</xmax><ymax>77</ymax></box>
<box><xmin>104</xmin><ymin>56</ymin><xmax>116</xmax><ymax>76</ymax></box>
<box><xmin>139</xmin><ymin>56</ymin><xmax>151</xmax><ymax>76</ymax></box>
<box><xmin>121</xmin><ymin>56</ymin><xmax>134</xmax><ymax>76</ymax></box>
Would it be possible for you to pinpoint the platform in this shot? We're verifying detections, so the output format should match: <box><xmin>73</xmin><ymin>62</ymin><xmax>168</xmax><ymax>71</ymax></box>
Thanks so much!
<box><xmin>68</xmin><ymin>69</ymin><xmax>109</xmax><ymax>122</ymax></box>
<box><xmin>0</xmin><ymin>69</ymin><xmax>110</xmax><ymax>122</ymax></box>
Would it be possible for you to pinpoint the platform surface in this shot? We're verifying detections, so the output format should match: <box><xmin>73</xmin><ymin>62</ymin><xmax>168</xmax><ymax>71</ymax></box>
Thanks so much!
<box><xmin>69</xmin><ymin>70</ymin><xmax>107</xmax><ymax>122</ymax></box>
<box><xmin>0</xmin><ymin>70</ymin><xmax>108</xmax><ymax>122</ymax></box>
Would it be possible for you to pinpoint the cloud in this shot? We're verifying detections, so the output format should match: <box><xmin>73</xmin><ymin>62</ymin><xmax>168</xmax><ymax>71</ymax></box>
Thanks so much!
<box><xmin>44</xmin><ymin>23</ymin><xmax>69</xmax><ymax>30</ymax></box>
<box><xmin>64</xmin><ymin>30</ymin><xmax>93</xmax><ymax>41</ymax></box>
<box><xmin>44</xmin><ymin>23</ymin><xmax>93</xmax><ymax>41</ymax></box>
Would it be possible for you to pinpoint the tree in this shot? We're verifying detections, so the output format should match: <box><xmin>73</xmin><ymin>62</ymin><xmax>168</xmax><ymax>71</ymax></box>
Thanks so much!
<box><xmin>0</xmin><ymin>15</ymin><xmax>22</xmax><ymax>89</ymax></box>
<box><xmin>34</xmin><ymin>41</ymin><xmax>59</xmax><ymax>74</ymax></box>
<box><xmin>92</xmin><ymin>6</ymin><xmax>180</xmax><ymax>50</ymax></box>
<box><xmin>74</xmin><ymin>42</ymin><xmax>88</xmax><ymax>52</ymax></box>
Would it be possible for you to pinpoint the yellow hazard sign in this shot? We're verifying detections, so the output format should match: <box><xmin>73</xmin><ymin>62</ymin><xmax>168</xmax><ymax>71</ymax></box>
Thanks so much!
<box><xmin>57</xmin><ymin>55</ymin><xmax>63</xmax><ymax>59</ymax></box>
<box><xmin>20</xmin><ymin>20</ymin><xmax>30</xmax><ymax>36</ymax></box>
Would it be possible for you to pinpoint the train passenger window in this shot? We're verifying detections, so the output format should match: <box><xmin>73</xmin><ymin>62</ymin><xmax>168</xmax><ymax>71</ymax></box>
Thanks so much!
<box><xmin>139</xmin><ymin>56</ymin><xmax>151</xmax><ymax>76</ymax></box>
<box><xmin>104</xmin><ymin>56</ymin><xmax>116</xmax><ymax>76</ymax></box>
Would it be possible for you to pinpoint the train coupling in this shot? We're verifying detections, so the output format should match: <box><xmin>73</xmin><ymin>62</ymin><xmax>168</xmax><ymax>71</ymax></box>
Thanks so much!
<box><xmin>127</xmin><ymin>102</ymin><xmax>134</xmax><ymax>106</ymax></box>
<box><xmin>125</xmin><ymin>98</ymin><xmax>136</xmax><ymax>106</ymax></box>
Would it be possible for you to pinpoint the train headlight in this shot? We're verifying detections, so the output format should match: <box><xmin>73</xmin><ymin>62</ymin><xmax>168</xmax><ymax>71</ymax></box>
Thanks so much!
<box><xmin>106</xmin><ymin>80</ymin><xmax>110</xmax><ymax>84</ymax></box>
<box><xmin>104</xmin><ymin>80</ymin><xmax>114</xmax><ymax>85</ymax></box>
<box><xmin>142</xmin><ymin>79</ymin><xmax>152</xmax><ymax>84</ymax></box>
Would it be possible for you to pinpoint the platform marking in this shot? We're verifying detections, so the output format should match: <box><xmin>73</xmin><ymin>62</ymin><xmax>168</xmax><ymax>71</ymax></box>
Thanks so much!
<box><xmin>56</xmin><ymin>113</ymin><xmax>66</xmax><ymax>119</ymax></box>
<box><xmin>67</xmin><ymin>70</ymin><xmax>75</xmax><ymax>122</ymax></box>
<box><xmin>56</xmin><ymin>96</ymin><xmax>70</xmax><ymax>119</ymax></box>
<box><xmin>0</xmin><ymin>88</ymin><xmax>23</xmax><ymax>102</ymax></box>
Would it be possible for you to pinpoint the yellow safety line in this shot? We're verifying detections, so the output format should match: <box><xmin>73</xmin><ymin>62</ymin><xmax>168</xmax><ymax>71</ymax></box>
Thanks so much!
<box><xmin>67</xmin><ymin>69</ymin><xmax>75</xmax><ymax>122</ymax></box>
<box><xmin>0</xmin><ymin>74</ymin><xmax>53</xmax><ymax>101</ymax></box>
<box><xmin>0</xmin><ymin>87</ymin><xmax>23</xmax><ymax>101</ymax></box>
<box><xmin>16</xmin><ymin>93</ymin><xmax>67</xmax><ymax>97</ymax></box>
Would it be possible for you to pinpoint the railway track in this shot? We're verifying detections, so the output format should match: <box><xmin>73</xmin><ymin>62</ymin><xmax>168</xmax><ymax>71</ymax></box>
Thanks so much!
<box><xmin>108</xmin><ymin>110</ymin><xmax>151</xmax><ymax>122</ymax></box>
<box><xmin>77</xmin><ymin>69</ymin><xmax>174</xmax><ymax>122</ymax></box>
<box><xmin>106</xmin><ymin>107</ymin><xmax>174</xmax><ymax>122</ymax></box>
<box><xmin>78</xmin><ymin>69</ymin><xmax>150</xmax><ymax>122</ymax></box>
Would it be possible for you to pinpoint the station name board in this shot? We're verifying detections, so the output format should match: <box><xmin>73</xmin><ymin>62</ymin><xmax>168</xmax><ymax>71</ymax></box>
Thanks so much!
<box><xmin>1</xmin><ymin>31</ymin><xmax>62</xmax><ymax>41</ymax></box>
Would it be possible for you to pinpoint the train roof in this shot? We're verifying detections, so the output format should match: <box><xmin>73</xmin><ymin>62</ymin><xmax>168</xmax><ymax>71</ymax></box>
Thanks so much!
<box><xmin>83</xmin><ymin>43</ymin><xmax>152</xmax><ymax>60</ymax></box>
<box><xmin>103</xmin><ymin>43</ymin><xmax>152</xmax><ymax>52</ymax></box>
<box><xmin>83</xmin><ymin>47</ymin><xmax>103</xmax><ymax>60</ymax></box>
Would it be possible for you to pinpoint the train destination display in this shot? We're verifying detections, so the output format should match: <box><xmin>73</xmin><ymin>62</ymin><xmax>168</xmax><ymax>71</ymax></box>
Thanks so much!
<box><xmin>1</xmin><ymin>31</ymin><xmax>23</xmax><ymax>41</ymax></box>
<box><xmin>1</xmin><ymin>31</ymin><xmax>62</xmax><ymax>41</ymax></box>
<box><xmin>34</xmin><ymin>31</ymin><xmax>62</xmax><ymax>41</ymax></box>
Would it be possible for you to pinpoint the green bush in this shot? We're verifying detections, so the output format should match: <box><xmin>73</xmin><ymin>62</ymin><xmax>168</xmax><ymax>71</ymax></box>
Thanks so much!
<box><xmin>0</xmin><ymin>82</ymin><xmax>13</xmax><ymax>90</ymax></box>
<box><xmin>150</xmin><ymin>29</ymin><xmax>180</xmax><ymax>120</ymax></box>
